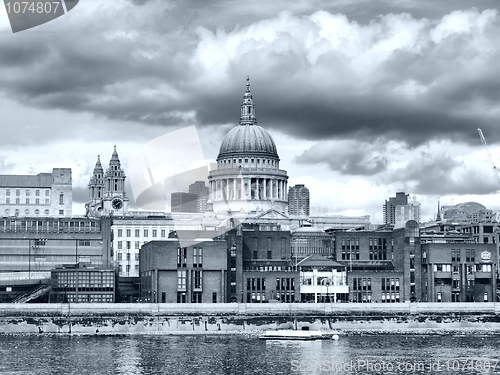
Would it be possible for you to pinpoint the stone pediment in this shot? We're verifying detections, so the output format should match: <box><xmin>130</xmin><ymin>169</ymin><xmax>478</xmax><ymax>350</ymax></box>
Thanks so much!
<box><xmin>254</xmin><ymin>209</ymin><xmax>289</xmax><ymax>220</ymax></box>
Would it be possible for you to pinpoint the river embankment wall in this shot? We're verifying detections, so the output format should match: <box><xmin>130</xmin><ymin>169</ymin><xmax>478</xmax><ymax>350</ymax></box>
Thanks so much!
<box><xmin>2</xmin><ymin>302</ymin><xmax>500</xmax><ymax>334</ymax></box>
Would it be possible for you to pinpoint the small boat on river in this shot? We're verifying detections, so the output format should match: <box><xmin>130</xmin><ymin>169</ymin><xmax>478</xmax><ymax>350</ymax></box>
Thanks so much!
<box><xmin>259</xmin><ymin>329</ymin><xmax>340</xmax><ymax>340</ymax></box>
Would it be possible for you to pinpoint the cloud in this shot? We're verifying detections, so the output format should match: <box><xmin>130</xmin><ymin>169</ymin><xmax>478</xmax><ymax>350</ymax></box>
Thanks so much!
<box><xmin>295</xmin><ymin>140</ymin><xmax>389</xmax><ymax>176</ymax></box>
<box><xmin>2</xmin><ymin>1</ymin><xmax>500</xmax><ymax>220</ymax></box>
<box><xmin>1</xmin><ymin>5</ymin><xmax>499</xmax><ymax>150</ymax></box>
<box><xmin>191</xmin><ymin>8</ymin><xmax>500</xmax><ymax>147</ymax></box>
<box><xmin>388</xmin><ymin>150</ymin><xmax>499</xmax><ymax>195</ymax></box>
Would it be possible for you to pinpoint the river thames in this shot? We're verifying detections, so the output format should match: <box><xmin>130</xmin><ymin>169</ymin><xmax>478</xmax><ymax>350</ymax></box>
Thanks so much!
<box><xmin>1</xmin><ymin>332</ymin><xmax>500</xmax><ymax>374</ymax></box>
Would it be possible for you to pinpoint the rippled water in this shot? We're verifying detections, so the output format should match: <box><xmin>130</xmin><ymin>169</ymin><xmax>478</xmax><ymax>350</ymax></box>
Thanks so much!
<box><xmin>1</xmin><ymin>333</ymin><xmax>500</xmax><ymax>374</ymax></box>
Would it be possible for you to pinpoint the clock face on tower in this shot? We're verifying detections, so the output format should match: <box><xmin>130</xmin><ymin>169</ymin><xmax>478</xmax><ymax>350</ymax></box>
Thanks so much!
<box><xmin>111</xmin><ymin>197</ymin><xmax>123</xmax><ymax>210</ymax></box>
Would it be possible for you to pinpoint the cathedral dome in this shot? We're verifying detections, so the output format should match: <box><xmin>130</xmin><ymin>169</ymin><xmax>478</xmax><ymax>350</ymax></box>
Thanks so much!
<box><xmin>217</xmin><ymin>77</ymin><xmax>279</xmax><ymax>160</ymax></box>
<box><xmin>218</xmin><ymin>124</ymin><xmax>278</xmax><ymax>159</ymax></box>
<box><xmin>208</xmin><ymin>77</ymin><xmax>289</xmax><ymax>215</ymax></box>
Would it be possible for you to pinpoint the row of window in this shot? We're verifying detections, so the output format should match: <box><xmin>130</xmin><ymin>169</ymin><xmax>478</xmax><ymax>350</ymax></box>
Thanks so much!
<box><xmin>177</xmin><ymin>270</ymin><xmax>203</xmax><ymax>290</ymax></box>
<box><xmin>369</xmin><ymin>238</ymin><xmax>388</xmax><ymax>250</ymax></box>
<box><xmin>341</xmin><ymin>237</ymin><xmax>360</xmax><ymax>250</ymax></box>
<box><xmin>381</xmin><ymin>278</ymin><xmax>400</xmax><ymax>291</ymax></box>
<box><xmin>117</xmin><ymin>241</ymin><xmax>142</xmax><ymax>250</ymax></box>
<box><xmin>4</xmin><ymin>208</ymin><xmax>55</xmax><ymax>216</ymax></box>
<box><xmin>175</xmin><ymin>291</ymin><xmax>216</xmax><ymax>303</ymax></box>
<box><xmin>369</xmin><ymin>249</ymin><xmax>388</xmax><ymax>260</ymax></box>
<box><xmin>433</xmin><ymin>264</ymin><xmax>492</xmax><ymax>273</ymax></box>
<box><xmin>450</xmin><ymin>249</ymin><xmax>477</xmax><ymax>262</ymax></box>
<box><xmin>436</xmin><ymin>291</ymin><xmax>488</xmax><ymax>302</ymax></box>
<box><xmin>341</xmin><ymin>250</ymin><xmax>360</xmax><ymax>260</ymax></box>
<box><xmin>381</xmin><ymin>292</ymin><xmax>400</xmax><ymax>303</ymax></box>
<box><xmin>118</xmin><ymin>264</ymin><xmax>139</xmax><ymax>273</ymax></box>
<box><xmin>352</xmin><ymin>277</ymin><xmax>371</xmax><ymax>291</ymax></box>
<box><xmin>0</xmin><ymin>220</ymin><xmax>99</xmax><ymax>232</ymax></box>
<box><xmin>61</xmin><ymin>294</ymin><xmax>113</xmax><ymax>303</ymax></box>
<box><xmin>219</xmin><ymin>157</ymin><xmax>278</xmax><ymax>167</ymax></box>
<box><xmin>351</xmin><ymin>291</ymin><xmax>372</xmax><ymax>303</ymax></box>
<box><xmin>177</xmin><ymin>247</ymin><xmax>203</xmax><ymax>268</ymax></box>
<box><xmin>246</xmin><ymin>277</ymin><xmax>296</xmax><ymax>292</ymax></box>
<box><xmin>244</xmin><ymin>266</ymin><xmax>293</xmax><ymax>272</ymax></box>
<box><xmin>4</xmin><ymin>189</ymin><xmax>50</xmax><ymax>197</ymax></box>
<box><xmin>4</xmin><ymin>198</ymin><xmax>50</xmax><ymax>205</ymax></box>
<box><xmin>117</xmin><ymin>253</ymin><xmax>139</xmax><ymax>261</ymax></box>
<box><xmin>116</xmin><ymin>228</ymin><xmax>170</xmax><ymax>238</ymax></box>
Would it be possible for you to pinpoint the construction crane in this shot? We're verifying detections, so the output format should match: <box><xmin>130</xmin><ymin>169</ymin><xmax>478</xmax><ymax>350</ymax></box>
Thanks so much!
<box><xmin>478</xmin><ymin>128</ymin><xmax>500</xmax><ymax>185</ymax></box>
<box><xmin>478</xmin><ymin>128</ymin><xmax>500</xmax><ymax>223</ymax></box>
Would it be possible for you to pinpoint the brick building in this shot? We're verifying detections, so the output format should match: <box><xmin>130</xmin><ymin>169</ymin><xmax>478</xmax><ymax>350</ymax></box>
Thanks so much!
<box><xmin>333</xmin><ymin>220</ymin><xmax>498</xmax><ymax>303</ymax></box>
<box><xmin>139</xmin><ymin>235</ymin><xmax>228</xmax><ymax>303</ymax></box>
<box><xmin>240</xmin><ymin>223</ymin><xmax>299</xmax><ymax>303</ymax></box>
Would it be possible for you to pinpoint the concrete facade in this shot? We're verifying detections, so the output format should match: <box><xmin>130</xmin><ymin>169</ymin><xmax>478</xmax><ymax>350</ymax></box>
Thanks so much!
<box><xmin>288</xmin><ymin>184</ymin><xmax>310</xmax><ymax>216</ymax></box>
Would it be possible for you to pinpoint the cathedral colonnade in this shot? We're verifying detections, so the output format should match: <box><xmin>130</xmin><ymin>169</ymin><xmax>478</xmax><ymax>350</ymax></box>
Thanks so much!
<box><xmin>209</xmin><ymin>177</ymin><xmax>288</xmax><ymax>202</ymax></box>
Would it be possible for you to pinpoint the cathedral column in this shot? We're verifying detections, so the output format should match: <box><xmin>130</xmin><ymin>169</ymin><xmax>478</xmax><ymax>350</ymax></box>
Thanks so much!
<box><xmin>226</xmin><ymin>179</ymin><xmax>230</xmax><ymax>201</ymax></box>
<box><xmin>255</xmin><ymin>178</ymin><xmax>259</xmax><ymax>200</ymax></box>
<box><xmin>263</xmin><ymin>179</ymin><xmax>267</xmax><ymax>200</ymax></box>
<box><xmin>233</xmin><ymin>178</ymin><xmax>237</xmax><ymax>200</ymax></box>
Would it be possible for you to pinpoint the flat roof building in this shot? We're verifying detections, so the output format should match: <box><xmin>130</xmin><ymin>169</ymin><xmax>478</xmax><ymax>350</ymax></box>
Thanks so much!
<box><xmin>0</xmin><ymin>168</ymin><xmax>72</xmax><ymax>218</ymax></box>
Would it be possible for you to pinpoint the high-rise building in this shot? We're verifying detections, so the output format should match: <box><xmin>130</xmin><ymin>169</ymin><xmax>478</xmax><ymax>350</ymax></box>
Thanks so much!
<box><xmin>395</xmin><ymin>196</ymin><xmax>420</xmax><ymax>224</ymax></box>
<box><xmin>0</xmin><ymin>168</ymin><xmax>72</xmax><ymax>218</ymax></box>
<box><xmin>188</xmin><ymin>181</ymin><xmax>210</xmax><ymax>213</ymax></box>
<box><xmin>288</xmin><ymin>184</ymin><xmax>310</xmax><ymax>216</ymax></box>
<box><xmin>383</xmin><ymin>192</ymin><xmax>409</xmax><ymax>225</ymax></box>
<box><xmin>171</xmin><ymin>192</ymin><xmax>198</xmax><ymax>213</ymax></box>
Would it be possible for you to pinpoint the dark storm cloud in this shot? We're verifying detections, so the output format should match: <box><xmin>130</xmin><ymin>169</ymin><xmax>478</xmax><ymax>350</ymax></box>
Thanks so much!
<box><xmin>195</xmin><ymin>81</ymin><xmax>492</xmax><ymax>148</ymax></box>
<box><xmin>0</xmin><ymin>1</ymin><xmax>499</xmax><ymax>151</ymax></box>
<box><xmin>294</xmin><ymin>142</ymin><xmax>389</xmax><ymax>176</ymax></box>
<box><xmin>187</xmin><ymin>7</ymin><xmax>500</xmax><ymax>147</ymax></box>
<box><xmin>389</xmin><ymin>152</ymin><xmax>499</xmax><ymax>195</ymax></box>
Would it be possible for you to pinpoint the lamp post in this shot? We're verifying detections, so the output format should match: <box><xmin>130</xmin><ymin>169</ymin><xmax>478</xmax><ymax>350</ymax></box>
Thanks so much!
<box><xmin>321</xmin><ymin>278</ymin><xmax>333</xmax><ymax>304</ymax></box>
<box><xmin>28</xmin><ymin>239</ymin><xmax>31</xmax><ymax>279</ymax></box>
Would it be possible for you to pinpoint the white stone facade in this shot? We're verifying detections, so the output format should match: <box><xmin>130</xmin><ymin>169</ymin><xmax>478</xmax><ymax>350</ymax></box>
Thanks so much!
<box><xmin>0</xmin><ymin>168</ymin><xmax>72</xmax><ymax>218</ymax></box>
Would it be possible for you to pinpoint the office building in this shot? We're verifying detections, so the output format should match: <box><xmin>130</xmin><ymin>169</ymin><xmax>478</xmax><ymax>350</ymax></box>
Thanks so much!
<box><xmin>0</xmin><ymin>168</ymin><xmax>72</xmax><ymax>218</ymax></box>
<box><xmin>288</xmin><ymin>184</ymin><xmax>310</xmax><ymax>216</ymax></box>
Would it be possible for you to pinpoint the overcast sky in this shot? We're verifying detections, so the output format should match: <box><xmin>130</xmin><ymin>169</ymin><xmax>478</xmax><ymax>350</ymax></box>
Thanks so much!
<box><xmin>1</xmin><ymin>0</ymin><xmax>500</xmax><ymax>223</ymax></box>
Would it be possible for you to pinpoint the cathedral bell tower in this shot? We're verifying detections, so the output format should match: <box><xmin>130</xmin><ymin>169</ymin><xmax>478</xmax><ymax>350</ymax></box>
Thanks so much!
<box><xmin>86</xmin><ymin>155</ymin><xmax>105</xmax><ymax>217</ymax></box>
<box><xmin>102</xmin><ymin>146</ymin><xmax>129</xmax><ymax>215</ymax></box>
<box><xmin>86</xmin><ymin>146</ymin><xmax>129</xmax><ymax>217</ymax></box>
